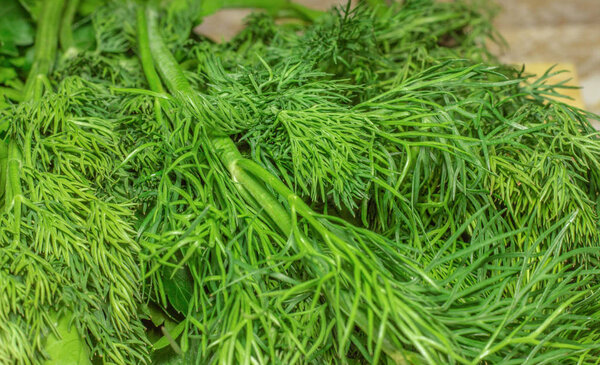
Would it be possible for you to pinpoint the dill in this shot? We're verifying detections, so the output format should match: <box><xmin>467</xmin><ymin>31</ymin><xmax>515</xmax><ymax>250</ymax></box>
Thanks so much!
<box><xmin>1</xmin><ymin>0</ymin><xmax>599</xmax><ymax>364</ymax></box>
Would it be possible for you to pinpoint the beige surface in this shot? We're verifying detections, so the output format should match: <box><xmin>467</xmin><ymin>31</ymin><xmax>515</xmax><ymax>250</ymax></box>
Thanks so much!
<box><xmin>494</xmin><ymin>0</ymin><xmax>600</xmax><ymax>114</ymax></box>
<box><xmin>495</xmin><ymin>0</ymin><xmax>600</xmax><ymax>27</ymax></box>
<box><xmin>196</xmin><ymin>0</ymin><xmax>599</xmax><ymax>114</ymax></box>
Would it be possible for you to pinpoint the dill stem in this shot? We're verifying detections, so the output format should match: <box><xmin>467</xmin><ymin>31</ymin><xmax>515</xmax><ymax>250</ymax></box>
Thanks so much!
<box><xmin>142</xmin><ymin>7</ymin><xmax>293</xmax><ymax>235</ymax></box>
<box><xmin>23</xmin><ymin>0</ymin><xmax>66</xmax><ymax>100</ymax></box>
<box><xmin>5</xmin><ymin>142</ymin><xmax>21</xmax><ymax>229</ymax></box>
<box><xmin>136</xmin><ymin>7</ymin><xmax>169</xmax><ymax>131</ymax></box>
<box><xmin>200</xmin><ymin>0</ymin><xmax>324</xmax><ymax>21</ymax></box>
<box><xmin>136</xmin><ymin>8</ymin><xmax>164</xmax><ymax>95</ymax></box>
<box><xmin>286</xmin><ymin>2</ymin><xmax>324</xmax><ymax>21</ymax></box>
<box><xmin>59</xmin><ymin>0</ymin><xmax>80</xmax><ymax>54</ymax></box>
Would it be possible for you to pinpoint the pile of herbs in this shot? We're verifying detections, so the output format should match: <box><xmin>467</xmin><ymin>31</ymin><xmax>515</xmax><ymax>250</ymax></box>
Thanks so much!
<box><xmin>1</xmin><ymin>0</ymin><xmax>600</xmax><ymax>363</ymax></box>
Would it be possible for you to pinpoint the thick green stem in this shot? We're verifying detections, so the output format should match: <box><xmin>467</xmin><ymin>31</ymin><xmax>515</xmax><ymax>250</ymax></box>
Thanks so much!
<box><xmin>136</xmin><ymin>7</ymin><xmax>169</xmax><ymax>131</ymax></box>
<box><xmin>287</xmin><ymin>2</ymin><xmax>324</xmax><ymax>21</ymax></box>
<box><xmin>361</xmin><ymin>0</ymin><xmax>392</xmax><ymax>17</ymax></box>
<box><xmin>212</xmin><ymin>136</ymin><xmax>293</xmax><ymax>234</ymax></box>
<box><xmin>136</xmin><ymin>8</ymin><xmax>164</xmax><ymax>94</ymax></box>
<box><xmin>24</xmin><ymin>0</ymin><xmax>66</xmax><ymax>100</ymax></box>
<box><xmin>59</xmin><ymin>0</ymin><xmax>80</xmax><ymax>54</ymax></box>
<box><xmin>6</xmin><ymin>141</ymin><xmax>22</xmax><ymax>240</ymax></box>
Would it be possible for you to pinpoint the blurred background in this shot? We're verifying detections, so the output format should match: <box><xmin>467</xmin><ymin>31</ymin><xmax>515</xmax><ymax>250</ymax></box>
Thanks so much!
<box><xmin>494</xmin><ymin>0</ymin><xmax>600</xmax><ymax>115</ymax></box>
<box><xmin>197</xmin><ymin>0</ymin><xmax>600</xmax><ymax>115</ymax></box>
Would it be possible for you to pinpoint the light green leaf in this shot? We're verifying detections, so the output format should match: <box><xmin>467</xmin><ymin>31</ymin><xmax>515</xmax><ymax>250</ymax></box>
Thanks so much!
<box><xmin>44</xmin><ymin>313</ymin><xmax>91</xmax><ymax>365</ymax></box>
<box><xmin>153</xmin><ymin>320</ymin><xmax>186</xmax><ymax>350</ymax></box>
<box><xmin>78</xmin><ymin>0</ymin><xmax>105</xmax><ymax>16</ymax></box>
<box><xmin>0</xmin><ymin>67</ymin><xmax>17</xmax><ymax>83</ymax></box>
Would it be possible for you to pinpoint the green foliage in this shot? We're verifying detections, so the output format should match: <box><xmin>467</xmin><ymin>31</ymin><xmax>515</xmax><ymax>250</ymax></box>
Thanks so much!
<box><xmin>0</xmin><ymin>77</ymin><xmax>150</xmax><ymax>363</ymax></box>
<box><xmin>43</xmin><ymin>313</ymin><xmax>91</xmax><ymax>365</ymax></box>
<box><xmin>0</xmin><ymin>0</ymin><xmax>34</xmax><ymax>55</ymax></box>
<box><xmin>132</xmin><ymin>1</ymin><xmax>600</xmax><ymax>363</ymax></box>
<box><xmin>17</xmin><ymin>0</ymin><xmax>43</xmax><ymax>20</ymax></box>
<box><xmin>2</xmin><ymin>0</ymin><xmax>600</xmax><ymax>364</ymax></box>
<box><xmin>0</xmin><ymin>0</ymin><xmax>35</xmax><ymax>101</ymax></box>
<box><xmin>120</xmin><ymin>3</ymin><xmax>600</xmax><ymax>364</ymax></box>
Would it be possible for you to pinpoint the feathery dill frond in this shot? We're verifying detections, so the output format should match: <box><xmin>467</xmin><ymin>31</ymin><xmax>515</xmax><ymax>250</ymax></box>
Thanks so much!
<box><xmin>0</xmin><ymin>76</ymin><xmax>149</xmax><ymax>363</ymax></box>
<box><xmin>197</xmin><ymin>56</ymin><xmax>377</xmax><ymax>210</ymax></box>
<box><xmin>136</xmin><ymin>5</ymin><xmax>600</xmax><ymax>362</ymax></box>
<box><xmin>53</xmin><ymin>1</ymin><xmax>145</xmax><ymax>88</ymax></box>
<box><xmin>356</xmin><ymin>60</ymin><xmax>600</xmax><ymax>253</ymax></box>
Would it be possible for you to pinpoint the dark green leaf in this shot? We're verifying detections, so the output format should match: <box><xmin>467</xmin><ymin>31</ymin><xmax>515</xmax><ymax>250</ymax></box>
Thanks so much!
<box><xmin>17</xmin><ymin>0</ymin><xmax>41</xmax><ymax>20</ymax></box>
<box><xmin>162</xmin><ymin>267</ymin><xmax>193</xmax><ymax>314</ymax></box>
<box><xmin>73</xmin><ymin>24</ymin><xmax>96</xmax><ymax>51</ymax></box>
<box><xmin>152</xmin><ymin>337</ymin><xmax>200</xmax><ymax>365</ymax></box>
<box><xmin>7</xmin><ymin>56</ymin><xmax>26</xmax><ymax>67</ymax></box>
<box><xmin>0</xmin><ymin>41</ymin><xmax>18</xmax><ymax>56</ymax></box>
<box><xmin>153</xmin><ymin>320</ymin><xmax>185</xmax><ymax>351</ymax></box>
<box><xmin>0</xmin><ymin>0</ymin><xmax>34</xmax><ymax>55</ymax></box>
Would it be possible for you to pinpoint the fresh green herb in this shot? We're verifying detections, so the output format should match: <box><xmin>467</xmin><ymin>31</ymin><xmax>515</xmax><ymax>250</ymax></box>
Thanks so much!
<box><xmin>1</xmin><ymin>0</ymin><xmax>148</xmax><ymax>362</ymax></box>
<box><xmin>1</xmin><ymin>0</ymin><xmax>600</xmax><ymax>364</ymax></box>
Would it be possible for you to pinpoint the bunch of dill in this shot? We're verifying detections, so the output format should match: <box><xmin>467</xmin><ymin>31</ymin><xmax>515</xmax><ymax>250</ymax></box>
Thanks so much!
<box><xmin>1</xmin><ymin>0</ymin><xmax>599</xmax><ymax>364</ymax></box>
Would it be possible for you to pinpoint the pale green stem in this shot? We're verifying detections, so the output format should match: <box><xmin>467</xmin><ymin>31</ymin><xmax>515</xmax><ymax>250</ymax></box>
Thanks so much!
<box><xmin>59</xmin><ymin>0</ymin><xmax>80</xmax><ymax>55</ymax></box>
<box><xmin>23</xmin><ymin>0</ymin><xmax>66</xmax><ymax>100</ymax></box>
